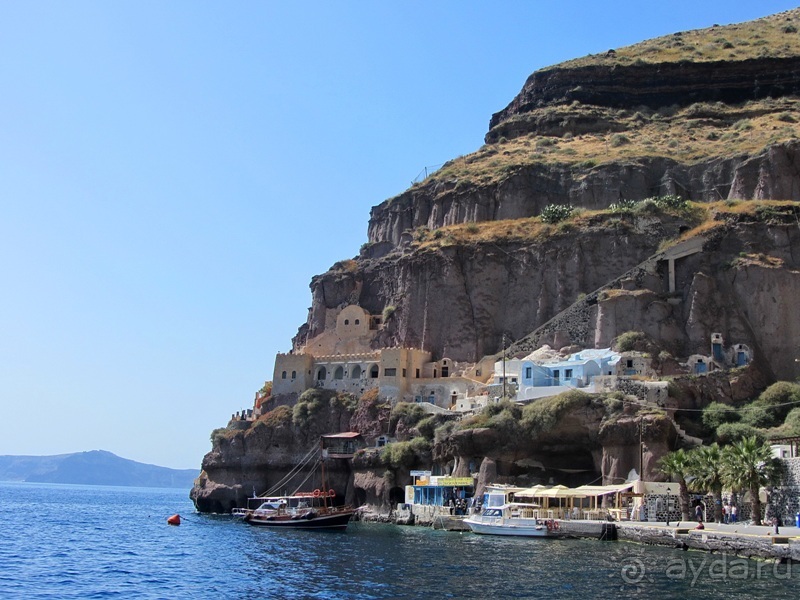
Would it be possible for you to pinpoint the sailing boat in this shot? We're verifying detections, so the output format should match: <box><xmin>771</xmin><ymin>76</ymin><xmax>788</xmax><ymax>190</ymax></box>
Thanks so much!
<box><xmin>237</xmin><ymin>435</ymin><xmax>356</xmax><ymax>530</ymax></box>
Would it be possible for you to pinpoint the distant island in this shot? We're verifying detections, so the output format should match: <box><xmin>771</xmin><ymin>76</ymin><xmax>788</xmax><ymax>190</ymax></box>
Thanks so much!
<box><xmin>0</xmin><ymin>450</ymin><xmax>199</xmax><ymax>489</ymax></box>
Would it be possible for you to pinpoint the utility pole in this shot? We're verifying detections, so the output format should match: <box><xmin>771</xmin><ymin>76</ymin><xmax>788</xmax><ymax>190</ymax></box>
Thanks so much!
<box><xmin>502</xmin><ymin>333</ymin><xmax>507</xmax><ymax>401</ymax></box>
<box><xmin>639</xmin><ymin>419</ymin><xmax>646</xmax><ymax>482</ymax></box>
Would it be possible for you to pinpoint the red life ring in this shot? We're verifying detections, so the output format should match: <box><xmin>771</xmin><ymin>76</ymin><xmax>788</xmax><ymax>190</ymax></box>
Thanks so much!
<box><xmin>313</xmin><ymin>489</ymin><xmax>321</xmax><ymax>497</ymax></box>
<box><xmin>328</xmin><ymin>489</ymin><xmax>336</xmax><ymax>498</ymax></box>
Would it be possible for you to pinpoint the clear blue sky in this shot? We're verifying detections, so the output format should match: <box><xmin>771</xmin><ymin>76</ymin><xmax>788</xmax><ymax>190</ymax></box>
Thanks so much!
<box><xmin>0</xmin><ymin>1</ymin><xmax>795</xmax><ymax>470</ymax></box>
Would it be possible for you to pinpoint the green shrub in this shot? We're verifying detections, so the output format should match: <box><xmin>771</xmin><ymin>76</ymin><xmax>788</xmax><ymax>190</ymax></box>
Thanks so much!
<box><xmin>381</xmin><ymin>437</ymin><xmax>431</xmax><ymax>469</ymax></box>
<box><xmin>260</xmin><ymin>405</ymin><xmax>293</xmax><ymax>428</ymax></box>
<box><xmin>715</xmin><ymin>422</ymin><xmax>765</xmax><ymax>445</ymax></box>
<box><xmin>390</xmin><ymin>402</ymin><xmax>426</xmax><ymax>434</ymax></box>
<box><xmin>434</xmin><ymin>420</ymin><xmax>457</xmax><ymax>443</ymax></box>
<box><xmin>415</xmin><ymin>414</ymin><xmax>456</xmax><ymax>440</ymax></box>
<box><xmin>292</xmin><ymin>388</ymin><xmax>338</xmax><ymax>427</ymax></box>
<box><xmin>775</xmin><ymin>407</ymin><xmax>800</xmax><ymax>437</ymax></box>
<box><xmin>702</xmin><ymin>402</ymin><xmax>739</xmax><ymax>430</ymax></box>
<box><xmin>486</xmin><ymin>407</ymin><xmax>523</xmax><ymax>437</ymax></box>
<box><xmin>614</xmin><ymin>331</ymin><xmax>647</xmax><ymax>352</ymax></box>
<box><xmin>741</xmin><ymin>405</ymin><xmax>779</xmax><ymax>428</ymax></box>
<box><xmin>382</xmin><ymin>305</ymin><xmax>397</xmax><ymax>321</ymax></box>
<box><xmin>540</xmin><ymin>204</ymin><xmax>574</xmax><ymax>224</ymax></box>
<box><xmin>210</xmin><ymin>428</ymin><xmax>232</xmax><ymax>445</ymax></box>
<box><xmin>522</xmin><ymin>390</ymin><xmax>593</xmax><ymax>436</ymax></box>
<box><xmin>609</xmin><ymin>199</ymin><xmax>638</xmax><ymax>213</ymax></box>
<box><xmin>609</xmin><ymin>133</ymin><xmax>631</xmax><ymax>147</ymax></box>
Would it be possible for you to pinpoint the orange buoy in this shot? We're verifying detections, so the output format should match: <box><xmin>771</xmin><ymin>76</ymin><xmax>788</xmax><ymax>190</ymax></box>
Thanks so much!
<box><xmin>167</xmin><ymin>514</ymin><xmax>181</xmax><ymax>526</ymax></box>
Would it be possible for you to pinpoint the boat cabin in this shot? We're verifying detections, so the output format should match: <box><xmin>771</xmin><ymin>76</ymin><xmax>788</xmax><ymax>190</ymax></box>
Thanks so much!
<box><xmin>321</xmin><ymin>432</ymin><xmax>363</xmax><ymax>458</ymax></box>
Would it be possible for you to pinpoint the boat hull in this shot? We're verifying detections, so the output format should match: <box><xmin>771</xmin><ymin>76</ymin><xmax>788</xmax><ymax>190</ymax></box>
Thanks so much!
<box><xmin>463</xmin><ymin>517</ymin><xmax>555</xmax><ymax>537</ymax></box>
<box><xmin>245</xmin><ymin>509</ymin><xmax>355</xmax><ymax>530</ymax></box>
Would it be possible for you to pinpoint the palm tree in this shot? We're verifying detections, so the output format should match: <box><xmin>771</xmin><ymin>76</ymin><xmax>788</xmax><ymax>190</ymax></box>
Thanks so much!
<box><xmin>687</xmin><ymin>444</ymin><xmax>724</xmax><ymax>523</ymax></box>
<box><xmin>721</xmin><ymin>436</ymin><xmax>783</xmax><ymax>526</ymax></box>
<box><xmin>659</xmin><ymin>449</ymin><xmax>692</xmax><ymax>521</ymax></box>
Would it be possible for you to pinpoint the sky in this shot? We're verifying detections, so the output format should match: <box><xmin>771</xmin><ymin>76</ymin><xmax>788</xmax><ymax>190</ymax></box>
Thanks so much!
<box><xmin>1</xmin><ymin>1</ymin><xmax>797</xmax><ymax>470</ymax></box>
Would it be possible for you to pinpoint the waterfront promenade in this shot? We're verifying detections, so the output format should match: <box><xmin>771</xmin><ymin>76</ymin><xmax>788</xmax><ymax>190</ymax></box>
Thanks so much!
<box><xmin>614</xmin><ymin>520</ymin><xmax>800</xmax><ymax>560</ymax></box>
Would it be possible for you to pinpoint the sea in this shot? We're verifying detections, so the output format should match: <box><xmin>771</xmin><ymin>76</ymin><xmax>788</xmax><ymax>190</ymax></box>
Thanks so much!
<box><xmin>1</xmin><ymin>481</ymin><xmax>798</xmax><ymax>599</ymax></box>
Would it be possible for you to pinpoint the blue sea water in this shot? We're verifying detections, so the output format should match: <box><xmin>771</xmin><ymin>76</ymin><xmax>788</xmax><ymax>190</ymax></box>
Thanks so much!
<box><xmin>1</xmin><ymin>481</ymin><xmax>798</xmax><ymax>599</ymax></box>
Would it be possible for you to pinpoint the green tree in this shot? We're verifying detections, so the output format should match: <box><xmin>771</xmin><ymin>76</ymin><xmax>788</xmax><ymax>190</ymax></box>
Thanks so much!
<box><xmin>659</xmin><ymin>449</ymin><xmax>692</xmax><ymax>521</ymax></box>
<box><xmin>687</xmin><ymin>444</ymin><xmax>725</xmax><ymax>523</ymax></box>
<box><xmin>721</xmin><ymin>436</ymin><xmax>782</xmax><ymax>526</ymax></box>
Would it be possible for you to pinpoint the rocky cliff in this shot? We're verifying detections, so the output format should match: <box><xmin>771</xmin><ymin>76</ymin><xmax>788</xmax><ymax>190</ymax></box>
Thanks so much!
<box><xmin>193</xmin><ymin>9</ymin><xmax>800</xmax><ymax>513</ymax></box>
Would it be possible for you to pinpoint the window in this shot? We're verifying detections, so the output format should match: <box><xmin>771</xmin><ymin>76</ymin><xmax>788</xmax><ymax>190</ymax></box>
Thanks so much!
<box><xmin>291</xmin><ymin>371</ymin><xmax>296</xmax><ymax>379</ymax></box>
<box><xmin>281</xmin><ymin>371</ymin><xmax>287</xmax><ymax>379</ymax></box>
<box><xmin>553</xmin><ymin>370</ymin><xmax>560</xmax><ymax>380</ymax></box>
<box><xmin>416</xmin><ymin>368</ymin><xmax>420</xmax><ymax>378</ymax></box>
<box><xmin>352</xmin><ymin>365</ymin><xmax>362</xmax><ymax>379</ymax></box>
<box><xmin>355</xmin><ymin>319</ymin><xmax>360</xmax><ymax>325</ymax></box>
<box><xmin>334</xmin><ymin>366</ymin><xmax>344</xmax><ymax>380</ymax></box>
<box><xmin>317</xmin><ymin>367</ymin><xmax>327</xmax><ymax>380</ymax></box>
<box><xmin>565</xmin><ymin>369</ymin><xmax>573</xmax><ymax>379</ymax></box>
<box><xmin>384</xmin><ymin>368</ymin><xmax>397</xmax><ymax>377</ymax></box>
<box><xmin>525</xmin><ymin>366</ymin><xmax>532</xmax><ymax>379</ymax></box>
<box><xmin>370</xmin><ymin>365</ymin><xmax>379</xmax><ymax>378</ymax></box>
<box><xmin>434</xmin><ymin>369</ymin><xmax>437</xmax><ymax>378</ymax></box>
<box><xmin>626</xmin><ymin>359</ymin><xmax>633</xmax><ymax>368</ymax></box>
<box><xmin>441</xmin><ymin>366</ymin><xmax>449</xmax><ymax>377</ymax></box>
<box><xmin>476</xmin><ymin>369</ymin><xmax>481</xmax><ymax>377</ymax></box>
<box><xmin>402</xmin><ymin>369</ymin><xmax>407</xmax><ymax>377</ymax></box>
<box><xmin>344</xmin><ymin>319</ymin><xmax>349</xmax><ymax>325</ymax></box>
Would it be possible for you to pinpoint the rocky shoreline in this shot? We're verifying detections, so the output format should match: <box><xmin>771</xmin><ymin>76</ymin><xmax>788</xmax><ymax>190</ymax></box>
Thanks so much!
<box><xmin>353</xmin><ymin>507</ymin><xmax>800</xmax><ymax>561</ymax></box>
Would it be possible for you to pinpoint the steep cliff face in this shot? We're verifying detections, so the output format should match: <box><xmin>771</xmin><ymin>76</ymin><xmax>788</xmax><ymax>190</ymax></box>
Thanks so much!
<box><xmin>489</xmin><ymin>57</ymin><xmax>800</xmax><ymax>130</ymax></box>
<box><xmin>304</xmin><ymin>215</ymin><xmax>692</xmax><ymax>362</ymax></box>
<box><xmin>366</xmin><ymin>143</ymin><xmax>800</xmax><ymax>247</ymax></box>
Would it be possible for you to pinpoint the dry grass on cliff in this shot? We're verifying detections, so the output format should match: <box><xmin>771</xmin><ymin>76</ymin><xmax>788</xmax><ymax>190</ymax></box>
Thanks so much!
<box><xmin>556</xmin><ymin>8</ymin><xmax>800</xmax><ymax>69</ymax></box>
<box><xmin>430</xmin><ymin>97</ymin><xmax>800</xmax><ymax>187</ymax></box>
<box><xmin>668</xmin><ymin>200</ymin><xmax>800</xmax><ymax>245</ymax></box>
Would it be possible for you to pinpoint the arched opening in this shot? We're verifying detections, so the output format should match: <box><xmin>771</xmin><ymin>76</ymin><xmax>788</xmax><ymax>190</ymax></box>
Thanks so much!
<box><xmin>281</xmin><ymin>371</ymin><xmax>287</xmax><ymax>379</ymax></box>
<box><xmin>334</xmin><ymin>366</ymin><xmax>344</xmax><ymax>380</ymax></box>
<box><xmin>389</xmin><ymin>486</ymin><xmax>406</xmax><ymax>506</ymax></box>
<box><xmin>291</xmin><ymin>370</ymin><xmax>296</xmax><ymax>379</ymax></box>
<box><xmin>317</xmin><ymin>367</ymin><xmax>327</xmax><ymax>380</ymax></box>
<box><xmin>369</xmin><ymin>364</ymin><xmax>379</xmax><ymax>378</ymax></box>
<box><xmin>351</xmin><ymin>365</ymin><xmax>362</xmax><ymax>379</ymax></box>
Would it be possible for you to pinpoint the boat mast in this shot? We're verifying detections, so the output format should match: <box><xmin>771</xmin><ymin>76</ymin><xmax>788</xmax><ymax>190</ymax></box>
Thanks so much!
<box><xmin>320</xmin><ymin>436</ymin><xmax>328</xmax><ymax>509</ymax></box>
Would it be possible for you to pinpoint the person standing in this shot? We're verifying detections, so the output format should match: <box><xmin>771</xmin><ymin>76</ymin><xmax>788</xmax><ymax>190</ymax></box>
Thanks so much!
<box><xmin>730</xmin><ymin>504</ymin><xmax>738</xmax><ymax>523</ymax></box>
<box><xmin>723</xmin><ymin>503</ymin><xmax>730</xmax><ymax>524</ymax></box>
<box><xmin>695</xmin><ymin>503</ymin><xmax>703</xmax><ymax>522</ymax></box>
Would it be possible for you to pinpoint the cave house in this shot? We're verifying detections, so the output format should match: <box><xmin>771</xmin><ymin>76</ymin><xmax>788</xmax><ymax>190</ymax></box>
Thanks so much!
<box><xmin>271</xmin><ymin>304</ymin><xmax>490</xmax><ymax>408</ymax></box>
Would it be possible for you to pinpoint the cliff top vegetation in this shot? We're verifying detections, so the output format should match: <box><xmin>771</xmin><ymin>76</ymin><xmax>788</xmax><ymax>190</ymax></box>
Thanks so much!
<box><xmin>408</xmin><ymin>198</ymin><xmax>800</xmax><ymax>252</ymax></box>
<box><xmin>555</xmin><ymin>8</ymin><xmax>800</xmax><ymax>70</ymax></box>
<box><xmin>422</xmin><ymin>98</ymin><xmax>800</xmax><ymax>188</ymax></box>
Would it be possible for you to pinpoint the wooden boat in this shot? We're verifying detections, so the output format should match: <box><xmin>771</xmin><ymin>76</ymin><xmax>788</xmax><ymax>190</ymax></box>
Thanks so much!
<box><xmin>242</xmin><ymin>490</ymin><xmax>355</xmax><ymax>530</ymax></box>
<box><xmin>235</xmin><ymin>435</ymin><xmax>356</xmax><ymax>530</ymax></box>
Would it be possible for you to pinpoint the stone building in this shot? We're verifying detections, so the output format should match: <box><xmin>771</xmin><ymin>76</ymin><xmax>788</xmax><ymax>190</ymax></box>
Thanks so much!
<box><xmin>272</xmin><ymin>304</ymin><xmax>490</xmax><ymax>407</ymax></box>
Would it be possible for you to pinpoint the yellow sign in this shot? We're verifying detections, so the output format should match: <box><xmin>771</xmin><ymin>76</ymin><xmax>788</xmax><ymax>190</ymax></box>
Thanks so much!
<box><xmin>438</xmin><ymin>477</ymin><xmax>473</xmax><ymax>486</ymax></box>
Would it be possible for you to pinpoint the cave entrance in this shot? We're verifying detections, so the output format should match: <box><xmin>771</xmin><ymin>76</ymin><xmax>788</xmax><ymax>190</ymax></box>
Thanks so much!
<box><xmin>388</xmin><ymin>486</ymin><xmax>406</xmax><ymax>507</ymax></box>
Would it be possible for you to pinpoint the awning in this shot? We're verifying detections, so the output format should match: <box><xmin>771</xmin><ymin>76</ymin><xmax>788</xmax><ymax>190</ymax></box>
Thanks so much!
<box><xmin>573</xmin><ymin>482</ymin><xmax>635</xmax><ymax>496</ymax></box>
